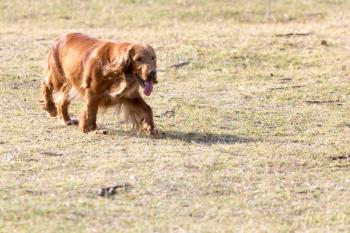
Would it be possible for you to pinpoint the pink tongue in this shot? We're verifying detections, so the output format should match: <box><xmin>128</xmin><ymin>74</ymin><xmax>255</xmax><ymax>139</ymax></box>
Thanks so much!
<box><xmin>144</xmin><ymin>80</ymin><xmax>153</xmax><ymax>96</ymax></box>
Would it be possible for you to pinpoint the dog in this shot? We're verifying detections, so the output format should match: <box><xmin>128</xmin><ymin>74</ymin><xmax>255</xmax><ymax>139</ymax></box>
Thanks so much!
<box><xmin>41</xmin><ymin>33</ymin><xmax>158</xmax><ymax>135</ymax></box>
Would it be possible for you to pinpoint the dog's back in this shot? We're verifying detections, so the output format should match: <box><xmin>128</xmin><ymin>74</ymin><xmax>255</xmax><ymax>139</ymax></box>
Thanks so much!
<box><xmin>47</xmin><ymin>33</ymin><xmax>101</xmax><ymax>90</ymax></box>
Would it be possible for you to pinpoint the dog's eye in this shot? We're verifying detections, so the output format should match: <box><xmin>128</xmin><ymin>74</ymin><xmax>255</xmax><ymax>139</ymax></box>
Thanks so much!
<box><xmin>135</xmin><ymin>57</ymin><xmax>143</xmax><ymax>63</ymax></box>
<box><xmin>151</xmin><ymin>56</ymin><xmax>155</xmax><ymax>61</ymax></box>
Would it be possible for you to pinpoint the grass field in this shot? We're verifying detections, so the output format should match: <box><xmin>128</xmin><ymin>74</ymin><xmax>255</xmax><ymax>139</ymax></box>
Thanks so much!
<box><xmin>1</xmin><ymin>0</ymin><xmax>350</xmax><ymax>232</ymax></box>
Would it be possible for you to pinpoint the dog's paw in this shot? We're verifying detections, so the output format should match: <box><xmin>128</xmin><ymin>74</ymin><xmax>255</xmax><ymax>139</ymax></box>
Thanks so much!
<box><xmin>46</xmin><ymin>111</ymin><xmax>57</xmax><ymax>118</ymax></box>
<box><xmin>144</xmin><ymin>127</ymin><xmax>159</xmax><ymax>137</ymax></box>
<box><xmin>44</xmin><ymin>107</ymin><xmax>57</xmax><ymax>117</ymax></box>
<box><xmin>80</xmin><ymin>123</ymin><xmax>97</xmax><ymax>133</ymax></box>
<box><xmin>65</xmin><ymin>118</ymin><xmax>79</xmax><ymax>126</ymax></box>
<box><xmin>151</xmin><ymin>128</ymin><xmax>160</xmax><ymax>137</ymax></box>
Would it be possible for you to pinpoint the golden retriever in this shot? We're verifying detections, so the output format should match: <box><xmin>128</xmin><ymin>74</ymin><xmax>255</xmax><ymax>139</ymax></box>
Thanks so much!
<box><xmin>41</xmin><ymin>33</ymin><xmax>158</xmax><ymax>135</ymax></box>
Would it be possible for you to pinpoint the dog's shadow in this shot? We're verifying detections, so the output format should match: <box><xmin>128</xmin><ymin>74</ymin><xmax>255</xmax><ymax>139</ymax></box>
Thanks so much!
<box><xmin>159</xmin><ymin>130</ymin><xmax>257</xmax><ymax>145</ymax></box>
<box><xmin>107</xmin><ymin>126</ymin><xmax>257</xmax><ymax>145</ymax></box>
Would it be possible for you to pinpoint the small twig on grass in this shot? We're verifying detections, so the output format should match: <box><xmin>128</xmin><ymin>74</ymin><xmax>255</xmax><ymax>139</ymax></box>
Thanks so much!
<box><xmin>41</xmin><ymin>151</ymin><xmax>63</xmax><ymax>157</ymax></box>
<box><xmin>268</xmin><ymin>85</ymin><xmax>304</xmax><ymax>90</ymax></box>
<box><xmin>275</xmin><ymin>32</ymin><xmax>312</xmax><ymax>37</ymax></box>
<box><xmin>304</xmin><ymin>12</ymin><xmax>325</xmax><ymax>17</ymax></box>
<box><xmin>328</xmin><ymin>155</ymin><xmax>350</xmax><ymax>161</ymax></box>
<box><xmin>98</xmin><ymin>183</ymin><xmax>132</xmax><ymax>197</ymax></box>
<box><xmin>303</xmin><ymin>100</ymin><xmax>341</xmax><ymax>105</ymax></box>
<box><xmin>155</xmin><ymin>110</ymin><xmax>175</xmax><ymax>118</ymax></box>
<box><xmin>170</xmin><ymin>61</ymin><xmax>190</xmax><ymax>69</ymax></box>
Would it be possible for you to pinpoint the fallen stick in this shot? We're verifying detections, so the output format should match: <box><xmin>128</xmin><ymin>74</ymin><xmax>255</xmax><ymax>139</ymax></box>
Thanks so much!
<box><xmin>268</xmin><ymin>85</ymin><xmax>304</xmax><ymax>90</ymax></box>
<box><xmin>170</xmin><ymin>61</ymin><xmax>190</xmax><ymax>68</ymax></box>
<box><xmin>98</xmin><ymin>183</ymin><xmax>132</xmax><ymax>197</ymax></box>
<box><xmin>275</xmin><ymin>32</ymin><xmax>312</xmax><ymax>37</ymax></box>
<box><xmin>303</xmin><ymin>100</ymin><xmax>341</xmax><ymax>104</ymax></box>
<box><xmin>41</xmin><ymin>151</ymin><xmax>63</xmax><ymax>157</ymax></box>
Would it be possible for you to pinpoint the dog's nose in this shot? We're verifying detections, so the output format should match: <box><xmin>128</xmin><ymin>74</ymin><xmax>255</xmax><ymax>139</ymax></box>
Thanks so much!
<box><xmin>148</xmin><ymin>70</ymin><xmax>156</xmax><ymax>79</ymax></box>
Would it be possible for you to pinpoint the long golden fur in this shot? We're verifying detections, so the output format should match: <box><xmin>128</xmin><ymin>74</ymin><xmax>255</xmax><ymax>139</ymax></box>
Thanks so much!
<box><xmin>41</xmin><ymin>33</ymin><xmax>158</xmax><ymax>135</ymax></box>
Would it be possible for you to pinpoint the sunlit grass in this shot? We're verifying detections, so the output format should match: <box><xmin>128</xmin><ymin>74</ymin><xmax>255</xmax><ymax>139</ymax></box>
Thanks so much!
<box><xmin>0</xmin><ymin>0</ymin><xmax>350</xmax><ymax>232</ymax></box>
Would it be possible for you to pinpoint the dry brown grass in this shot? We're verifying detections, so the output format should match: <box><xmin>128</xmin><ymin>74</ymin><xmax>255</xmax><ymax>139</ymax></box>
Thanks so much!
<box><xmin>0</xmin><ymin>0</ymin><xmax>350</xmax><ymax>232</ymax></box>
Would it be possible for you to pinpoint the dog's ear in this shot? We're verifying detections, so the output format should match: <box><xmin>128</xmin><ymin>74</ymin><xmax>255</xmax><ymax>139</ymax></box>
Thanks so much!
<box><xmin>101</xmin><ymin>60</ymin><xmax>124</xmax><ymax>77</ymax></box>
<box><xmin>102</xmin><ymin>46</ymin><xmax>131</xmax><ymax>77</ymax></box>
<box><xmin>117</xmin><ymin>46</ymin><xmax>132</xmax><ymax>72</ymax></box>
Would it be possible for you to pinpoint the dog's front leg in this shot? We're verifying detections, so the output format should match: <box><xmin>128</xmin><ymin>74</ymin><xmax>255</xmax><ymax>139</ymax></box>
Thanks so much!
<box><xmin>140</xmin><ymin>100</ymin><xmax>158</xmax><ymax>136</ymax></box>
<box><xmin>123</xmin><ymin>97</ymin><xmax>158</xmax><ymax>136</ymax></box>
<box><xmin>80</xmin><ymin>93</ymin><xmax>99</xmax><ymax>133</ymax></box>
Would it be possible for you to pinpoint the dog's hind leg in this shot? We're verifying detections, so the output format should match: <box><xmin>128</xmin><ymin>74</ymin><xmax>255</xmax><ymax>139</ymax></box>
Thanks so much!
<box><xmin>56</xmin><ymin>84</ymin><xmax>79</xmax><ymax>126</ymax></box>
<box><xmin>40</xmin><ymin>76</ymin><xmax>57</xmax><ymax>117</ymax></box>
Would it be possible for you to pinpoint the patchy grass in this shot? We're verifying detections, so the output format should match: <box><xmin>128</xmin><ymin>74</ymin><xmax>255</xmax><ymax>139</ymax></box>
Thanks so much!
<box><xmin>1</xmin><ymin>0</ymin><xmax>350</xmax><ymax>232</ymax></box>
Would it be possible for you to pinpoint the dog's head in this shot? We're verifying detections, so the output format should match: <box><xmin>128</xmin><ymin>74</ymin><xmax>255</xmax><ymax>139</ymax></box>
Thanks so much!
<box><xmin>118</xmin><ymin>43</ymin><xmax>157</xmax><ymax>96</ymax></box>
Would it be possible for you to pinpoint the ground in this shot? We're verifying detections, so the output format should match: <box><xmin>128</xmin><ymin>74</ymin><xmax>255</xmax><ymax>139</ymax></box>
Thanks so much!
<box><xmin>0</xmin><ymin>0</ymin><xmax>350</xmax><ymax>232</ymax></box>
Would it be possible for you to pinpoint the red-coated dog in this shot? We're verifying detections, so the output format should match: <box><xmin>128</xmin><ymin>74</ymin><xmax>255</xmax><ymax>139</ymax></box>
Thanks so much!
<box><xmin>41</xmin><ymin>33</ymin><xmax>158</xmax><ymax>135</ymax></box>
